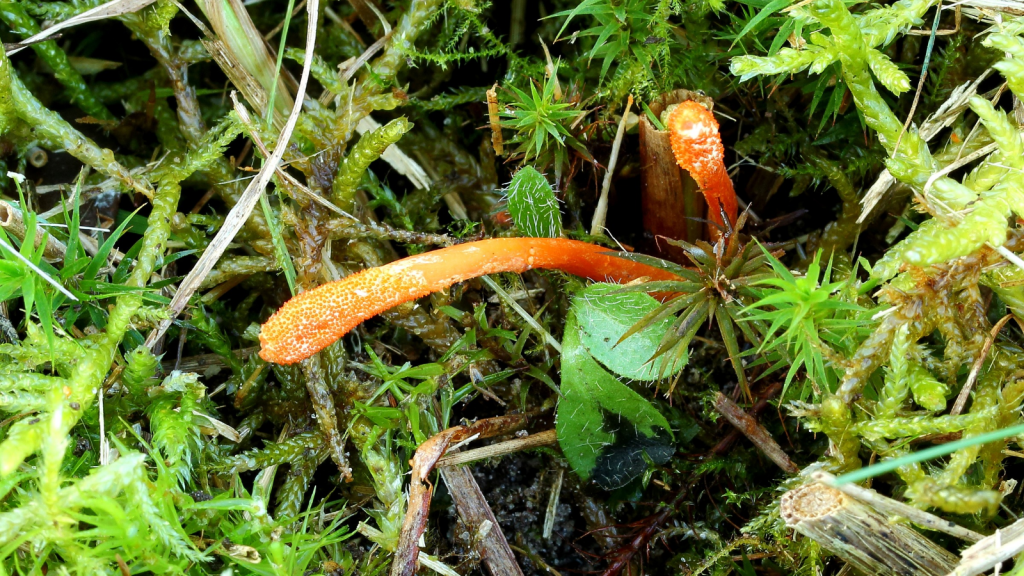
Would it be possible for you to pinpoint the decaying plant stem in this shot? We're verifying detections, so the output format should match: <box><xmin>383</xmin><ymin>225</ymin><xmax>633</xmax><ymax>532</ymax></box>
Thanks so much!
<box><xmin>0</xmin><ymin>201</ymin><xmax>67</xmax><ymax>263</ymax></box>
<box><xmin>437</xmin><ymin>429</ymin><xmax>557</xmax><ymax>468</ymax></box>
<box><xmin>950</xmin><ymin>517</ymin><xmax>1024</xmax><ymax>576</ymax></box>
<box><xmin>812</xmin><ymin>472</ymin><xmax>983</xmax><ymax>542</ymax></box>
<box><xmin>391</xmin><ymin>413</ymin><xmax>539</xmax><ymax>576</ymax></box>
<box><xmin>440</xmin><ymin>463</ymin><xmax>525</xmax><ymax>576</ymax></box>
<box><xmin>487</xmin><ymin>84</ymin><xmax>504</xmax><ymax>156</ymax></box>
<box><xmin>780</xmin><ymin>481</ymin><xmax>958</xmax><ymax>576</ymax></box>
<box><xmin>145</xmin><ymin>0</ymin><xmax>320</xmax><ymax>349</ymax></box>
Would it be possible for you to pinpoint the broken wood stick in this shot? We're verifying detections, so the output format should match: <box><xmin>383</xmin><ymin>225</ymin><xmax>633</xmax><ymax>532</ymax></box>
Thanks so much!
<box><xmin>713</xmin><ymin>391</ymin><xmax>798</xmax><ymax>474</ymax></box>
<box><xmin>0</xmin><ymin>200</ymin><xmax>67</xmax><ymax>262</ymax></box>
<box><xmin>440</xmin><ymin>463</ymin><xmax>524</xmax><ymax>576</ymax></box>
<box><xmin>781</xmin><ymin>481</ymin><xmax>958</xmax><ymax>576</ymax></box>
<box><xmin>437</xmin><ymin>430</ymin><xmax>557</xmax><ymax>468</ymax></box>
<box><xmin>390</xmin><ymin>413</ymin><xmax>540</xmax><ymax>576</ymax></box>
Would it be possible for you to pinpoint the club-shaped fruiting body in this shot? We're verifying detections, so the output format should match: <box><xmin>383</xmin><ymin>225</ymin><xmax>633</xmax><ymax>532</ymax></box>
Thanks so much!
<box><xmin>666</xmin><ymin>101</ymin><xmax>738</xmax><ymax>231</ymax></box>
<box><xmin>259</xmin><ymin>238</ymin><xmax>681</xmax><ymax>364</ymax></box>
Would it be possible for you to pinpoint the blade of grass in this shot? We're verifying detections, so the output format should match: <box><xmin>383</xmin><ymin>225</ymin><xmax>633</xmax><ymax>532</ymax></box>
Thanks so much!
<box><xmin>832</xmin><ymin>422</ymin><xmax>1024</xmax><ymax>486</ymax></box>
<box><xmin>481</xmin><ymin>275</ymin><xmax>561</xmax><ymax>353</ymax></box>
<box><xmin>264</xmin><ymin>0</ymin><xmax>297</xmax><ymax>129</ymax></box>
<box><xmin>0</xmin><ymin>235</ymin><xmax>77</xmax><ymax>301</ymax></box>
<box><xmin>259</xmin><ymin>192</ymin><xmax>296</xmax><ymax>294</ymax></box>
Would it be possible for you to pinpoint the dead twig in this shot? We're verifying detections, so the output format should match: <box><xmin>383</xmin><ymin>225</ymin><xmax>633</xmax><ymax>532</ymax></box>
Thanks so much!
<box><xmin>437</xmin><ymin>429</ymin><xmax>557</xmax><ymax>468</ymax></box>
<box><xmin>713</xmin><ymin>391</ymin><xmax>798</xmax><ymax>474</ymax></box>
<box><xmin>0</xmin><ymin>201</ymin><xmax>67</xmax><ymax>262</ymax></box>
<box><xmin>440</xmin><ymin>463</ymin><xmax>525</xmax><ymax>576</ymax></box>
<box><xmin>391</xmin><ymin>413</ymin><xmax>539</xmax><ymax>576</ymax></box>
<box><xmin>952</xmin><ymin>313</ymin><xmax>1013</xmax><ymax>416</ymax></box>
<box><xmin>591</xmin><ymin>95</ymin><xmax>633</xmax><ymax>236</ymax></box>
<box><xmin>948</xmin><ymin>517</ymin><xmax>1024</xmax><ymax>576</ymax></box>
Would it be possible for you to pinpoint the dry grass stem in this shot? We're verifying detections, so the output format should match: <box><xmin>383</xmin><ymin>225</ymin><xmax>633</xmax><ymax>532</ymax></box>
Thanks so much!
<box><xmin>591</xmin><ymin>95</ymin><xmax>633</xmax><ymax>236</ymax></box>
<box><xmin>6</xmin><ymin>0</ymin><xmax>157</xmax><ymax>56</ymax></box>
<box><xmin>947</xmin><ymin>517</ymin><xmax>1024</xmax><ymax>576</ymax></box>
<box><xmin>145</xmin><ymin>0</ymin><xmax>320</xmax><ymax>349</ymax></box>
<box><xmin>952</xmin><ymin>313</ymin><xmax>1013</xmax><ymax>415</ymax></box>
<box><xmin>481</xmin><ymin>276</ymin><xmax>561</xmax><ymax>352</ymax></box>
<box><xmin>543</xmin><ymin>468</ymin><xmax>564</xmax><ymax>540</ymax></box>
<box><xmin>437</xmin><ymin>429</ymin><xmax>558</xmax><ymax>467</ymax></box>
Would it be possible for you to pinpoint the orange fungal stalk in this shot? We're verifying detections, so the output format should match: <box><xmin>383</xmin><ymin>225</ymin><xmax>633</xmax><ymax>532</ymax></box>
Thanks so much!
<box><xmin>667</xmin><ymin>101</ymin><xmax>738</xmax><ymax>232</ymax></box>
<box><xmin>259</xmin><ymin>238</ymin><xmax>681</xmax><ymax>364</ymax></box>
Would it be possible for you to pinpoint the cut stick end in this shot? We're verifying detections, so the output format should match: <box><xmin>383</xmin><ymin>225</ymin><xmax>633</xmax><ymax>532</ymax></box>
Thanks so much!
<box><xmin>780</xmin><ymin>482</ymin><xmax>846</xmax><ymax>526</ymax></box>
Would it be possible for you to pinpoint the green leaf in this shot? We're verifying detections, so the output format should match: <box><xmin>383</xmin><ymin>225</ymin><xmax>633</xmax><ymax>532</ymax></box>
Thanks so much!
<box><xmin>572</xmin><ymin>283</ymin><xmax>685</xmax><ymax>380</ymax></box>
<box><xmin>550</xmin><ymin>0</ymin><xmax>613</xmax><ymax>39</ymax></box>
<box><xmin>641</xmin><ymin>102</ymin><xmax>666</xmax><ymax>130</ymax></box>
<box><xmin>769</xmin><ymin>18</ymin><xmax>795</xmax><ymax>56</ymax></box>
<box><xmin>505</xmin><ymin>166</ymin><xmax>563</xmax><ymax>238</ymax></box>
<box><xmin>556</xmin><ymin>310</ymin><xmax>674</xmax><ymax>489</ymax></box>
<box><xmin>732</xmin><ymin>0</ymin><xmax>791</xmax><ymax>47</ymax></box>
<box><xmin>82</xmin><ymin>206</ymin><xmax>145</xmax><ymax>283</ymax></box>
<box><xmin>817</xmin><ymin>78</ymin><xmax>847</xmax><ymax>135</ymax></box>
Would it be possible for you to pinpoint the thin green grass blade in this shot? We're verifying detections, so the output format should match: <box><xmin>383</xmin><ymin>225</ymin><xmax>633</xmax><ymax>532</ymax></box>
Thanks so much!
<box><xmin>833</xmin><ymin>422</ymin><xmax>1024</xmax><ymax>485</ymax></box>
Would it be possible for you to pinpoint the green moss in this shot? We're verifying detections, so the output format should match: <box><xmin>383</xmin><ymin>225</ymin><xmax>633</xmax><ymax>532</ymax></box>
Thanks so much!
<box><xmin>6</xmin><ymin>0</ymin><xmax>1024</xmax><ymax>573</ymax></box>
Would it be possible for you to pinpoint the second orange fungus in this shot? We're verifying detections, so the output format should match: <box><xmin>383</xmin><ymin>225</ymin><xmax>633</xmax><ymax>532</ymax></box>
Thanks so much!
<box><xmin>666</xmin><ymin>101</ymin><xmax>738</xmax><ymax>231</ymax></box>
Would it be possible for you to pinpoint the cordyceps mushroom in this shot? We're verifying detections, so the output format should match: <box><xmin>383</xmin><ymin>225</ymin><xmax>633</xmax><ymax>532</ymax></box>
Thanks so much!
<box><xmin>666</xmin><ymin>100</ymin><xmax>738</xmax><ymax>234</ymax></box>
<box><xmin>259</xmin><ymin>238</ymin><xmax>681</xmax><ymax>364</ymax></box>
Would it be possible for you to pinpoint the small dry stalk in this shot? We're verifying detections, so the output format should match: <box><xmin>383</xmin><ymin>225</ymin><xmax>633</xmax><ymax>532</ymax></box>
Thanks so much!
<box><xmin>440</xmin><ymin>464</ymin><xmax>524</xmax><ymax>576</ymax></box>
<box><xmin>713</xmin><ymin>392</ymin><xmax>798</xmax><ymax>474</ymax></box>
<box><xmin>948</xmin><ymin>517</ymin><xmax>1024</xmax><ymax>576</ymax></box>
<box><xmin>487</xmin><ymin>84</ymin><xmax>504</xmax><ymax>156</ymax></box>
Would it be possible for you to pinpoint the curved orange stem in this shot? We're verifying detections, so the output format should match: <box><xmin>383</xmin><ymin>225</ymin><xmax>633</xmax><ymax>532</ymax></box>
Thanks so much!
<box><xmin>667</xmin><ymin>101</ymin><xmax>738</xmax><ymax>231</ymax></box>
<box><xmin>259</xmin><ymin>238</ymin><xmax>681</xmax><ymax>364</ymax></box>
